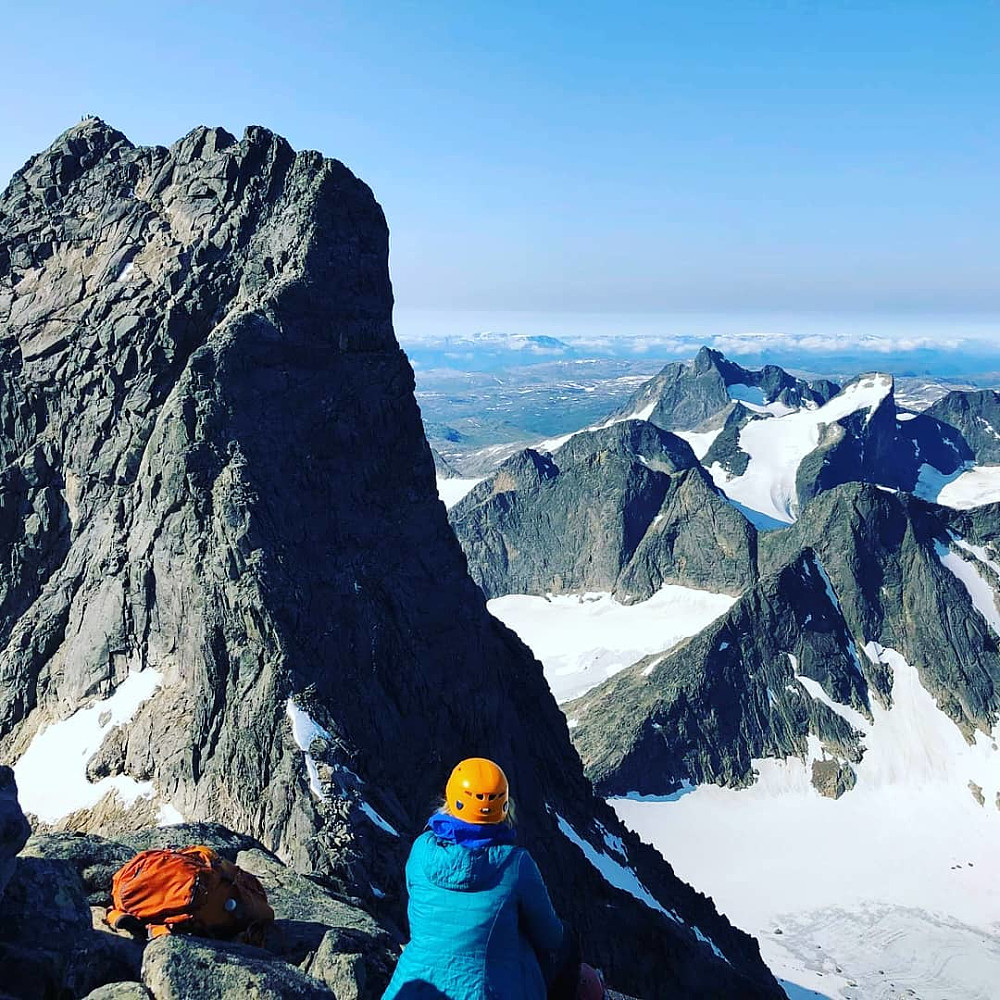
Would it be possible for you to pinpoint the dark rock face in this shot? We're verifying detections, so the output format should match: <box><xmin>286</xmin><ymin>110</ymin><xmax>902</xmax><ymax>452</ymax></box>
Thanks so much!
<box><xmin>450</xmin><ymin>420</ymin><xmax>757</xmax><ymax>600</ymax></box>
<box><xmin>0</xmin><ymin>852</ymin><xmax>144</xmax><ymax>999</ymax></box>
<box><xmin>791</xmin><ymin>378</ymin><xmax>974</xmax><ymax>504</ymax></box>
<box><xmin>925</xmin><ymin>389</ymin><xmax>1000</xmax><ymax>464</ymax></box>
<box><xmin>0</xmin><ymin>766</ymin><xmax>30</xmax><ymax>900</ymax></box>
<box><xmin>571</xmin><ymin>483</ymin><xmax>1000</xmax><ymax>795</ymax></box>
<box><xmin>700</xmin><ymin>402</ymin><xmax>755</xmax><ymax>476</ymax></box>
<box><xmin>0</xmin><ymin>121</ymin><xmax>782</xmax><ymax>998</ymax></box>
<box><xmin>762</xmin><ymin>485</ymin><xmax>1000</xmax><ymax>736</ymax></box>
<box><xmin>610</xmin><ymin>346</ymin><xmax>838</xmax><ymax>433</ymax></box>
<box><xmin>569</xmin><ymin>551</ymin><xmax>872</xmax><ymax>795</ymax></box>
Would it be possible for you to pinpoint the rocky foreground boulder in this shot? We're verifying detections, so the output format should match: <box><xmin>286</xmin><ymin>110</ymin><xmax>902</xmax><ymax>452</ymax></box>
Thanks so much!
<box><xmin>0</xmin><ymin>120</ymin><xmax>783</xmax><ymax>996</ymax></box>
<box><xmin>0</xmin><ymin>822</ymin><xmax>395</xmax><ymax>999</ymax></box>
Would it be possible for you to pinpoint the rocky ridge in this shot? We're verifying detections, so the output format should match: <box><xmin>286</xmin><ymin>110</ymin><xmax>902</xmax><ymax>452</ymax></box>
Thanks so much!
<box><xmin>0</xmin><ymin>120</ymin><xmax>783</xmax><ymax>997</ymax></box>
<box><xmin>925</xmin><ymin>389</ymin><xmax>1000</xmax><ymax>464</ymax></box>
<box><xmin>609</xmin><ymin>346</ymin><xmax>839</xmax><ymax>433</ymax></box>
<box><xmin>449</xmin><ymin>420</ymin><xmax>757</xmax><ymax>601</ymax></box>
<box><xmin>569</xmin><ymin>483</ymin><xmax>1000</xmax><ymax>797</ymax></box>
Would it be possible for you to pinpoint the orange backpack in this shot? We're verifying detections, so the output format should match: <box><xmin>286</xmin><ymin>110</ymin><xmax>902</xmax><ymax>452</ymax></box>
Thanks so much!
<box><xmin>106</xmin><ymin>845</ymin><xmax>275</xmax><ymax>943</ymax></box>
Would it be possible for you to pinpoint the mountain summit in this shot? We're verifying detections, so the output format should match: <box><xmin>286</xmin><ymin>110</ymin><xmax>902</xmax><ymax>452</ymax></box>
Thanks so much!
<box><xmin>0</xmin><ymin>120</ymin><xmax>783</xmax><ymax>997</ymax></box>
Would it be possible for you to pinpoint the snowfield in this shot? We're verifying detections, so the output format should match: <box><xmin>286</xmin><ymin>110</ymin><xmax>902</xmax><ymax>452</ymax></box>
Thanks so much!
<box><xmin>486</xmin><ymin>585</ymin><xmax>736</xmax><ymax>703</ymax></box>
<box><xmin>674</xmin><ymin>427</ymin><xmax>722</xmax><ymax>459</ymax></box>
<box><xmin>436</xmin><ymin>476</ymin><xmax>483</xmax><ymax>509</ymax></box>
<box><xmin>916</xmin><ymin>464</ymin><xmax>1000</xmax><ymax>509</ymax></box>
<box><xmin>710</xmin><ymin>375</ymin><xmax>893</xmax><ymax>524</ymax></box>
<box><xmin>613</xmin><ymin>643</ymin><xmax>1000</xmax><ymax>999</ymax></box>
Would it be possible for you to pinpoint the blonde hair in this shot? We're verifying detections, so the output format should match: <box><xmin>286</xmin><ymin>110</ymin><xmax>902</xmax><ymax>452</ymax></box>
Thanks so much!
<box><xmin>439</xmin><ymin>795</ymin><xmax>517</xmax><ymax>827</ymax></box>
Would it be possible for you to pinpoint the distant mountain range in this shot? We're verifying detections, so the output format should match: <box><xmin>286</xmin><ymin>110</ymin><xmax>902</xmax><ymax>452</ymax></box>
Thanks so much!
<box><xmin>403</xmin><ymin>328</ymin><xmax>1000</xmax><ymax>378</ymax></box>
<box><xmin>415</xmin><ymin>336</ymin><xmax>992</xmax><ymax>480</ymax></box>
<box><xmin>448</xmin><ymin>346</ymin><xmax>1000</xmax><ymax>804</ymax></box>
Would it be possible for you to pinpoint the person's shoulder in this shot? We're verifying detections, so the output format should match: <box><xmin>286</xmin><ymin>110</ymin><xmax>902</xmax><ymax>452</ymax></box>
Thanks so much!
<box><xmin>406</xmin><ymin>829</ymin><xmax>438</xmax><ymax>862</ymax></box>
<box><xmin>489</xmin><ymin>842</ymin><xmax>530</xmax><ymax>870</ymax></box>
<box><xmin>510</xmin><ymin>845</ymin><xmax>545</xmax><ymax>875</ymax></box>
<box><xmin>410</xmin><ymin>829</ymin><xmax>437</xmax><ymax>851</ymax></box>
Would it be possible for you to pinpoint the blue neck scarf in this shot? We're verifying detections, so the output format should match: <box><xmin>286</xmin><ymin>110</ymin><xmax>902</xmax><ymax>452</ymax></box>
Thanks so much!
<box><xmin>427</xmin><ymin>811</ymin><xmax>517</xmax><ymax>850</ymax></box>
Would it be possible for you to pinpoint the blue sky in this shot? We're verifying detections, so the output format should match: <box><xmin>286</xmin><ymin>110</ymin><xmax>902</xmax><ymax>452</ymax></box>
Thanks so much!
<box><xmin>3</xmin><ymin>1</ymin><xmax>999</xmax><ymax>346</ymax></box>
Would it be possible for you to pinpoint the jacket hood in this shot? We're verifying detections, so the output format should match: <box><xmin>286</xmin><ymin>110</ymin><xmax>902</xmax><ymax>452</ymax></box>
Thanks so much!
<box><xmin>427</xmin><ymin>811</ymin><xmax>517</xmax><ymax>849</ymax></box>
<box><xmin>418</xmin><ymin>833</ymin><xmax>517</xmax><ymax>892</ymax></box>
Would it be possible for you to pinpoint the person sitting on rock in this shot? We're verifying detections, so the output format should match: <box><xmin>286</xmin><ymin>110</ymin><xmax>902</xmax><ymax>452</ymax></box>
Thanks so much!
<box><xmin>382</xmin><ymin>756</ymin><xmax>577</xmax><ymax>1000</ymax></box>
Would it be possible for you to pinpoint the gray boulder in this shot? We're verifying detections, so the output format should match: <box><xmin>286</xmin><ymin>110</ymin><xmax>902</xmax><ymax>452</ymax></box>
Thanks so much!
<box><xmin>0</xmin><ymin>853</ymin><xmax>143</xmax><ymax>999</ymax></box>
<box><xmin>237</xmin><ymin>848</ymin><xmax>395</xmax><ymax>997</ymax></box>
<box><xmin>20</xmin><ymin>832</ymin><xmax>133</xmax><ymax>905</ymax></box>
<box><xmin>82</xmin><ymin>985</ymin><xmax>152</xmax><ymax>1000</ymax></box>
<box><xmin>141</xmin><ymin>935</ymin><xmax>334</xmax><ymax>1000</ymax></box>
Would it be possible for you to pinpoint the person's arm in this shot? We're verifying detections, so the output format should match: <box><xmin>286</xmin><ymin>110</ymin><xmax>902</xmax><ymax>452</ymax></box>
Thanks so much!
<box><xmin>516</xmin><ymin>849</ymin><xmax>565</xmax><ymax>954</ymax></box>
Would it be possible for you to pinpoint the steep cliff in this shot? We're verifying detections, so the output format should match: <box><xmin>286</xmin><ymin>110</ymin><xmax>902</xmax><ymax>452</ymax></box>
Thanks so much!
<box><xmin>0</xmin><ymin>120</ymin><xmax>782</xmax><ymax>997</ymax></box>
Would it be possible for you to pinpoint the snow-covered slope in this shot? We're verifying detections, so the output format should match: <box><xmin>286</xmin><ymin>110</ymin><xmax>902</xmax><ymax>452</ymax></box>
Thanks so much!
<box><xmin>916</xmin><ymin>465</ymin><xmax>1000</xmax><ymax>509</ymax></box>
<box><xmin>613</xmin><ymin>643</ymin><xmax>1000</xmax><ymax>999</ymax></box>
<box><xmin>708</xmin><ymin>375</ymin><xmax>894</xmax><ymax>524</ymax></box>
<box><xmin>488</xmin><ymin>585</ymin><xmax>737</xmax><ymax>703</ymax></box>
<box><xmin>435</xmin><ymin>476</ymin><xmax>483</xmax><ymax>509</ymax></box>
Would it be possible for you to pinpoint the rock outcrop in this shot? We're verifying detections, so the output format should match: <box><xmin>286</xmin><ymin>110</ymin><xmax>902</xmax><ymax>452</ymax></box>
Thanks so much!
<box><xmin>0</xmin><ymin>120</ymin><xmax>783</xmax><ymax>997</ymax></box>
<box><xmin>924</xmin><ymin>389</ymin><xmax>1000</xmax><ymax>465</ymax></box>
<box><xmin>568</xmin><ymin>550</ymin><xmax>872</xmax><ymax>795</ymax></box>
<box><xmin>0</xmin><ymin>823</ymin><xmax>394</xmax><ymax>1000</ymax></box>
<box><xmin>609</xmin><ymin>346</ymin><xmax>838</xmax><ymax>433</ymax></box>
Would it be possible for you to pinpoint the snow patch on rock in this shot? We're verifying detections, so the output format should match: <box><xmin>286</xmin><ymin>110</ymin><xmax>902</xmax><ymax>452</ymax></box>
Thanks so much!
<box><xmin>924</xmin><ymin>465</ymin><xmax>1000</xmax><ymax>509</ymax></box>
<box><xmin>15</xmin><ymin>669</ymin><xmax>163</xmax><ymax>823</ymax></box>
<box><xmin>552</xmin><ymin>810</ymin><xmax>682</xmax><ymax>924</ymax></box>
<box><xmin>712</xmin><ymin>375</ymin><xmax>893</xmax><ymax>525</ymax></box>
<box><xmin>359</xmin><ymin>799</ymin><xmax>399</xmax><ymax>836</ymax></box>
<box><xmin>674</xmin><ymin>427</ymin><xmax>723</xmax><ymax>459</ymax></box>
<box><xmin>936</xmin><ymin>540</ymin><xmax>1000</xmax><ymax>636</ymax></box>
<box><xmin>286</xmin><ymin>699</ymin><xmax>331</xmax><ymax>800</ymax></box>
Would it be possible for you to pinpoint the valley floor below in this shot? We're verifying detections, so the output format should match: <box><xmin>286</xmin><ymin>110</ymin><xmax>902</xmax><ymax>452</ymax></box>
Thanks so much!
<box><xmin>613</xmin><ymin>784</ymin><xmax>1000</xmax><ymax>1000</ymax></box>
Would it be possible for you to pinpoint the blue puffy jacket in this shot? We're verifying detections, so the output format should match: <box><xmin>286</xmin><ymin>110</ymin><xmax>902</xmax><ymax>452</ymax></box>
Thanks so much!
<box><xmin>383</xmin><ymin>815</ymin><xmax>565</xmax><ymax>1000</ymax></box>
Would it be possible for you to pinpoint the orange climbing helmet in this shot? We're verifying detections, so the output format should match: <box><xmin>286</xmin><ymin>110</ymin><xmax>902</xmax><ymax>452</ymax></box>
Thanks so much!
<box><xmin>445</xmin><ymin>757</ymin><xmax>510</xmax><ymax>824</ymax></box>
